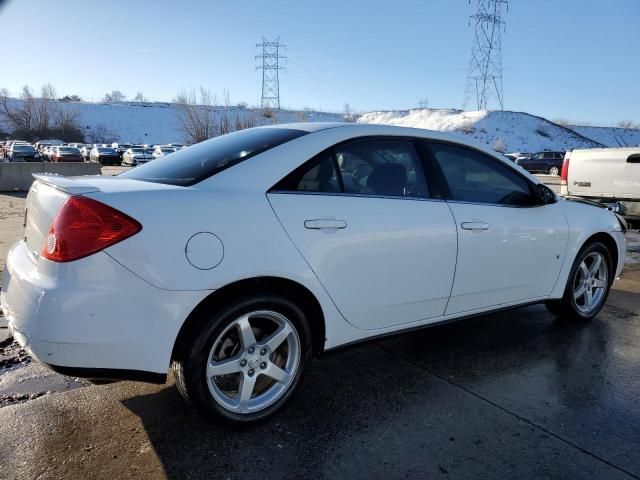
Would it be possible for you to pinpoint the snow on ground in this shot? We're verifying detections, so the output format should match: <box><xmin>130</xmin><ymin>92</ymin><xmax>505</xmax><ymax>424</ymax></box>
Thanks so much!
<box><xmin>0</xmin><ymin>99</ymin><xmax>343</xmax><ymax>145</ymax></box>
<box><xmin>569</xmin><ymin>125</ymin><xmax>640</xmax><ymax>148</ymax></box>
<box><xmin>357</xmin><ymin>109</ymin><xmax>603</xmax><ymax>153</ymax></box>
<box><xmin>2</xmin><ymin>99</ymin><xmax>639</xmax><ymax>153</ymax></box>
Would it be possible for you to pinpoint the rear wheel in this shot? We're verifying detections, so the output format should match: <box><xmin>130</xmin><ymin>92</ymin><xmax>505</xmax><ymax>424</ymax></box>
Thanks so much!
<box><xmin>545</xmin><ymin>242</ymin><xmax>612</xmax><ymax>320</ymax></box>
<box><xmin>173</xmin><ymin>294</ymin><xmax>313</xmax><ymax>426</ymax></box>
<box><xmin>549</xmin><ymin>166</ymin><xmax>560</xmax><ymax>176</ymax></box>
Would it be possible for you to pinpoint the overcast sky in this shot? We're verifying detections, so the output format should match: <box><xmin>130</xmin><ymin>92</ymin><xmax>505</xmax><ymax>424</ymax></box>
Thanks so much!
<box><xmin>1</xmin><ymin>0</ymin><xmax>638</xmax><ymax>125</ymax></box>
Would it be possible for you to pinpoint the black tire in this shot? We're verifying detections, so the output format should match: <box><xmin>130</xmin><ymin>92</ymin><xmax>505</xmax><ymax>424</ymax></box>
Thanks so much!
<box><xmin>545</xmin><ymin>241</ymin><xmax>613</xmax><ymax>320</ymax></box>
<box><xmin>173</xmin><ymin>294</ymin><xmax>313</xmax><ymax>427</ymax></box>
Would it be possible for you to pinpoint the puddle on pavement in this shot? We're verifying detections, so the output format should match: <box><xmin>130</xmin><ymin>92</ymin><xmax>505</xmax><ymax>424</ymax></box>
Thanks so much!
<box><xmin>0</xmin><ymin>315</ymin><xmax>90</xmax><ymax>408</ymax></box>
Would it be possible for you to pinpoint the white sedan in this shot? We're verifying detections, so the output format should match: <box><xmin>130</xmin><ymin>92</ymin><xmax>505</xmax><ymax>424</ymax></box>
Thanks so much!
<box><xmin>0</xmin><ymin>123</ymin><xmax>627</xmax><ymax>426</ymax></box>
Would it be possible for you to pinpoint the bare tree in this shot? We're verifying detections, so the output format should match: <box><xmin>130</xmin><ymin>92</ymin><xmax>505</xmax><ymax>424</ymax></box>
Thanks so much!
<box><xmin>617</xmin><ymin>120</ymin><xmax>636</xmax><ymax>129</ymax></box>
<box><xmin>343</xmin><ymin>103</ymin><xmax>355</xmax><ymax>122</ymax></box>
<box><xmin>133</xmin><ymin>91</ymin><xmax>148</xmax><ymax>102</ymax></box>
<box><xmin>103</xmin><ymin>90</ymin><xmax>126</xmax><ymax>103</ymax></box>
<box><xmin>59</xmin><ymin>94</ymin><xmax>82</xmax><ymax>102</ymax></box>
<box><xmin>174</xmin><ymin>87</ymin><xmax>216</xmax><ymax>144</ymax></box>
<box><xmin>492</xmin><ymin>137</ymin><xmax>507</xmax><ymax>153</ymax></box>
<box><xmin>1</xmin><ymin>84</ymin><xmax>84</xmax><ymax>141</ymax></box>
<box><xmin>88</xmin><ymin>123</ymin><xmax>119</xmax><ymax>143</ymax></box>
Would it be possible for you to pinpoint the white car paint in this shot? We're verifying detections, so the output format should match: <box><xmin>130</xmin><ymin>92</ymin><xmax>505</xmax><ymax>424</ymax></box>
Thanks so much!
<box><xmin>562</xmin><ymin>147</ymin><xmax>640</xmax><ymax>220</ymax></box>
<box><xmin>0</xmin><ymin>123</ymin><xmax>627</xmax><ymax>379</ymax></box>
<box><xmin>444</xmin><ymin>201</ymin><xmax>568</xmax><ymax>314</ymax></box>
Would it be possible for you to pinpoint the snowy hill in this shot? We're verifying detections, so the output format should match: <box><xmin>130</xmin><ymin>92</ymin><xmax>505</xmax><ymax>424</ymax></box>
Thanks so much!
<box><xmin>2</xmin><ymin>99</ymin><xmax>638</xmax><ymax>153</ymax></box>
<box><xmin>568</xmin><ymin>125</ymin><xmax>640</xmax><ymax>148</ymax></box>
<box><xmin>0</xmin><ymin>99</ymin><xmax>343</xmax><ymax>144</ymax></box>
<box><xmin>357</xmin><ymin>109</ymin><xmax>603</xmax><ymax>153</ymax></box>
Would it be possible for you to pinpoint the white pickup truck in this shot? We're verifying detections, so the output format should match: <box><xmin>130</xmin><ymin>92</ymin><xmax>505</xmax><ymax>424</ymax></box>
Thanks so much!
<box><xmin>561</xmin><ymin>147</ymin><xmax>640</xmax><ymax>226</ymax></box>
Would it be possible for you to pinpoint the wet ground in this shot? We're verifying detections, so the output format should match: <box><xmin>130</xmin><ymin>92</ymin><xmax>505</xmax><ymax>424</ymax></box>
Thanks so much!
<box><xmin>1</xmin><ymin>179</ymin><xmax>640</xmax><ymax>479</ymax></box>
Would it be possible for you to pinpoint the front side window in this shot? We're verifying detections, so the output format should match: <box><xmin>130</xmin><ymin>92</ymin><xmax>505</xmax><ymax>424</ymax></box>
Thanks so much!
<box><xmin>273</xmin><ymin>138</ymin><xmax>429</xmax><ymax>199</ymax></box>
<box><xmin>428</xmin><ymin>143</ymin><xmax>535</xmax><ymax>206</ymax></box>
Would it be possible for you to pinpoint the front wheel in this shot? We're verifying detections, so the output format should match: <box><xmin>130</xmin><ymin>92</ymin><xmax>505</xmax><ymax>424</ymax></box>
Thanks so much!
<box><xmin>546</xmin><ymin>241</ymin><xmax>612</xmax><ymax>320</ymax></box>
<box><xmin>173</xmin><ymin>294</ymin><xmax>313</xmax><ymax>426</ymax></box>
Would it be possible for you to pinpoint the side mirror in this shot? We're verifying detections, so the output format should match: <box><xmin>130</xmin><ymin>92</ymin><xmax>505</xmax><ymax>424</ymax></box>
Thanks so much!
<box><xmin>535</xmin><ymin>183</ymin><xmax>556</xmax><ymax>205</ymax></box>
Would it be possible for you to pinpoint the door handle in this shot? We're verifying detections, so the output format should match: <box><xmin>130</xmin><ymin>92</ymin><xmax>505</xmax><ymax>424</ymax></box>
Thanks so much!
<box><xmin>304</xmin><ymin>219</ymin><xmax>347</xmax><ymax>230</ymax></box>
<box><xmin>461</xmin><ymin>222</ymin><xmax>489</xmax><ymax>231</ymax></box>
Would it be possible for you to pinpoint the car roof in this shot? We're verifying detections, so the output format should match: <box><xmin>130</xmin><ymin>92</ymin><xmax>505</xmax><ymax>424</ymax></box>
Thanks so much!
<box><xmin>269</xmin><ymin>122</ymin><xmax>502</xmax><ymax>151</ymax></box>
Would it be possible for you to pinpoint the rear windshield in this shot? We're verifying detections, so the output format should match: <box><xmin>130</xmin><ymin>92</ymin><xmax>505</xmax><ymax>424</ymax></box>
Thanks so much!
<box><xmin>59</xmin><ymin>147</ymin><xmax>79</xmax><ymax>153</ymax></box>
<box><xmin>98</xmin><ymin>147</ymin><xmax>116</xmax><ymax>153</ymax></box>
<box><xmin>14</xmin><ymin>145</ymin><xmax>35</xmax><ymax>152</ymax></box>
<box><xmin>119</xmin><ymin>127</ymin><xmax>308</xmax><ymax>186</ymax></box>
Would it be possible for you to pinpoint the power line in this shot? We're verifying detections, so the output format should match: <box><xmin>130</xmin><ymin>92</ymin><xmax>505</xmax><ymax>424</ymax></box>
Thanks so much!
<box><xmin>463</xmin><ymin>0</ymin><xmax>508</xmax><ymax>111</ymax></box>
<box><xmin>256</xmin><ymin>37</ymin><xmax>286</xmax><ymax>109</ymax></box>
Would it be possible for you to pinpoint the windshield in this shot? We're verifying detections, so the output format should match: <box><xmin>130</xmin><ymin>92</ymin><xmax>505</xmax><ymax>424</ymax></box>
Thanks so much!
<box><xmin>14</xmin><ymin>146</ymin><xmax>35</xmax><ymax>152</ymax></box>
<box><xmin>59</xmin><ymin>147</ymin><xmax>79</xmax><ymax>153</ymax></box>
<box><xmin>119</xmin><ymin>127</ymin><xmax>308</xmax><ymax>186</ymax></box>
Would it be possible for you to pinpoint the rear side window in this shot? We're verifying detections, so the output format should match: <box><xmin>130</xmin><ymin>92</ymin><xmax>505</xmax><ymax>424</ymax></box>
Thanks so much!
<box><xmin>429</xmin><ymin>143</ymin><xmax>535</xmax><ymax>206</ymax></box>
<box><xmin>120</xmin><ymin>127</ymin><xmax>308</xmax><ymax>186</ymax></box>
<box><xmin>273</xmin><ymin>138</ymin><xmax>429</xmax><ymax>198</ymax></box>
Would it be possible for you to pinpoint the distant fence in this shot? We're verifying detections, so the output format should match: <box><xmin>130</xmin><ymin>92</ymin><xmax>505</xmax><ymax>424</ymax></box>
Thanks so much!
<box><xmin>0</xmin><ymin>162</ymin><xmax>102</xmax><ymax>191</ymax></box>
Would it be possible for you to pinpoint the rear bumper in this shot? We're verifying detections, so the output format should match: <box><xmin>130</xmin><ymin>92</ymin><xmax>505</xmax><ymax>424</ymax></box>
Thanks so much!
<box><xmin>1</xmin><ymin>240</ymin><xmax>208</xmax><ymax>380</ymax></box>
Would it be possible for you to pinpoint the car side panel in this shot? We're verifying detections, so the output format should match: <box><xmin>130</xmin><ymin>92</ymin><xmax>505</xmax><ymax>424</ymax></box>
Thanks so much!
<box><xmin>548</xmin><ymin>199</ymin><xmax>626</xmax><ymax>299</ymax></box>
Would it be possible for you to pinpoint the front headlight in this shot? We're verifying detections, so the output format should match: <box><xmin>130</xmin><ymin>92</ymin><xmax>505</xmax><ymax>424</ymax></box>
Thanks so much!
<box><xmin>614</xmin><ymin>213</ymin><xmax>628</xmax><ymax>233</ymax></box>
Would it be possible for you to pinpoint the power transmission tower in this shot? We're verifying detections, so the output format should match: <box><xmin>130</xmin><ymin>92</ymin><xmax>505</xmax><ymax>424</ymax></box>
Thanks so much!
<box><xmin>256</xmin><ymin>37</ymin><xmax>286</xmax><ymax>109</ymax></box>
<box><xmin>463</xmin><ymin>0</ymin><xmax>508</xmax><ymax>111</ymax></box>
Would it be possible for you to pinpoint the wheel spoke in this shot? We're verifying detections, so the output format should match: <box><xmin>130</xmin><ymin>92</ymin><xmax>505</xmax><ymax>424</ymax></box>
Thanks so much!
<box><xmin>585</xmin><ymin>288</ymin><xmax>594</xmax><ymax>307</ymax></box>
<box><xmin>589</xmin><ymin>255</ymin><xmax>602</xmax><ymax>276</ymax></box>
<box><xmin>207</xmin><ymin>356</ymin><xmax>242</xmax><ymax>377</ymax></box>
<box><xmin>579</xmin><ymin>262</ymin><xmax>589</xmax><ymax>280</ymax></box>
<box><xmin>263</xmin><ymin>363</ymin><xmax>290</xmax><ymax>383</ymax></box>
<box><xmin>574</xmin><ymin>284</ymin><xmax>587</xmax><ymax>299</ymax></box>
<box><xmin>236</xmin><ymin>315</ymin><xmax>257</xmax><ymax>349</ymax></box>
<box><xmin>238</xmin><ymin>374</ymin><xmax>256</xmax><ymax>411</ymax></box>
<box><xmin>264</xmin><ymin>323</ymin><xmax>293</xmax><ymax>351</ymax></box>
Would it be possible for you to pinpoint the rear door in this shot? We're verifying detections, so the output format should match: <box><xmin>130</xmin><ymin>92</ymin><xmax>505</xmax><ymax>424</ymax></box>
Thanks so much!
<box><xmin>426</xmin><ymin>142</ymin><xmax>568</xmax><ymax>314</ymax></box>
<box><xmin>268</xmin><ymin>137</ymin><xmax>457</xmax><ymax>330</ymax></box>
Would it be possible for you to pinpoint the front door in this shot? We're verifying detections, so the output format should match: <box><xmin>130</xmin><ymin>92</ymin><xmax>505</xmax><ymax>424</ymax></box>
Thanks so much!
<box><xmin>426</xmin><ymin>142</ymin><xmax>568</xmax><ymax>315</ymax></box>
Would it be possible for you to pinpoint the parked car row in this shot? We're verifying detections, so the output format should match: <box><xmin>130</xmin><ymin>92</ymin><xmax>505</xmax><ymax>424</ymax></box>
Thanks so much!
<box><xmin>1</xmin><ymin>139</ymin><xmax>185</xmax><ymax>165</ymax></box>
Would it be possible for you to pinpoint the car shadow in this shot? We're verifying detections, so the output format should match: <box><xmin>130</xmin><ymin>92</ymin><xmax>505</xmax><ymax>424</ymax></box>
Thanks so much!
<box><xmin>121</xmin><ymin>345</ymin><xmax>429</xmax><ymax>479</ymax></box>
<box><xmin>122</xmin><ymin>296</ymin><xmax>640</xmax><ymax>478</ymax></box>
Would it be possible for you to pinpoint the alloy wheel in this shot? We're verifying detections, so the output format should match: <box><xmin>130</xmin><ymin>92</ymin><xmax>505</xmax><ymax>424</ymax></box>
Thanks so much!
<box><xmin>205</xmin><ymin>310</ymin><xmax>301</xmax><ymax>414</ymax></box>
<box><xmin>573</xmin><ymin>252</ymin><xmax>608</xmax><ymax>314</ymax></box>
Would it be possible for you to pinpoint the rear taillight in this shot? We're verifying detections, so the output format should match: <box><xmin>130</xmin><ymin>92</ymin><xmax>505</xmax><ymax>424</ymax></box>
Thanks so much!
<box><xmin>560</xmin><ymin>156</ymin><xmax>570</xmax><ymax>186</ymax></box>
<box><xmin>42</xmin><ymin>196</ymin><xmax>141</xmax><ymax>262</ymax></box>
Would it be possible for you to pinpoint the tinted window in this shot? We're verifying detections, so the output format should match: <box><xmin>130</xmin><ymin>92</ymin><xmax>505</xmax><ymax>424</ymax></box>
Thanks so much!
<box><xmin>276</xmin><ymin>153</ymin><xmax>340</xmax><ymax>193</ymax></box>
<box><xmin>429</xmin><ymin>143</ymin><xmax>535</xmax><ymax>206</ymax></box>
<box><xmin>273</xmin><ymin>138</ymin><xmax>429</xmax><ymax>198</ymax></box>
<box><xmin>120</xmin><ymin>127</ymin><xmax>308</xmax><ymax>186</ymax></box>
<box><xmin>335</xmin><ymin>139</ymin><xmax>428</xmax><ymax>197</ymax></box>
